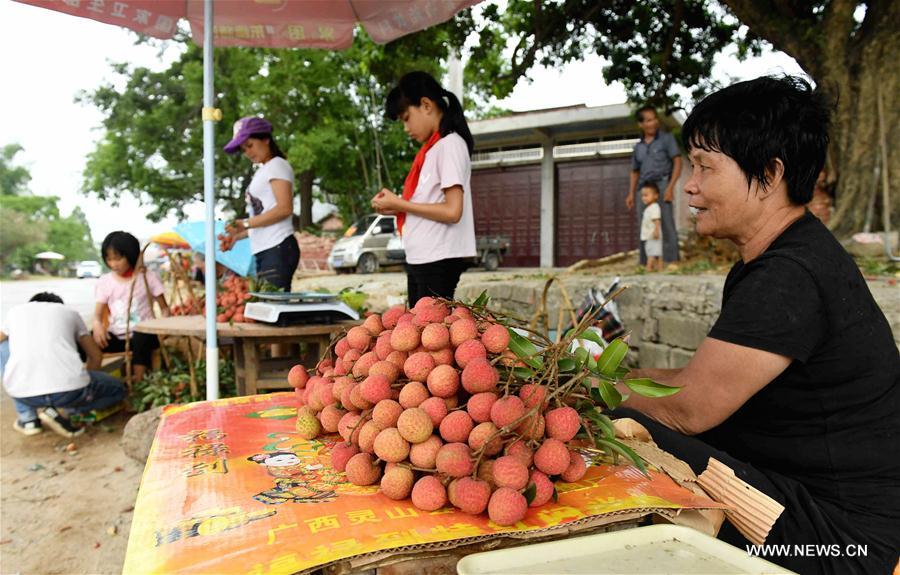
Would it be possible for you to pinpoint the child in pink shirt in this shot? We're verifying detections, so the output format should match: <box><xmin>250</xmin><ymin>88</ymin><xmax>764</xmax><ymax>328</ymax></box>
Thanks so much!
<box><xmin>92</xmin><ymin>231</ymin><xmax>169</xmax><ymax>383</ymax></box>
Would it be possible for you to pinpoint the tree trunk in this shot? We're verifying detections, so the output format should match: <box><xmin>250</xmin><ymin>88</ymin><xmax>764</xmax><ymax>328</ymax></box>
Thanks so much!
<box><xmin>298</xmin><ymin>169</ymin><xmax>314</xmax><ymax>230</ymax></box>
<box><xmin>725</xmin><ymin>0</ymin><xmax>900</xmax><ymax>237</ymax></box>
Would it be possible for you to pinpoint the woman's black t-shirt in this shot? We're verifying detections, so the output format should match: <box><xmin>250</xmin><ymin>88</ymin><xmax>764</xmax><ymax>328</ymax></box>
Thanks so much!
<box><xmin>700</xmin><ymin>211</ymin><xmax>899</xmax><ymax>559</ymax></box>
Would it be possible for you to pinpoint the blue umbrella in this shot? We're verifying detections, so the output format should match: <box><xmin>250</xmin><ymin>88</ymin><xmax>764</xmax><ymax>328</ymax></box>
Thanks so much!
<box><xmin>174</xmin><ymin>221</ymin><xmax>255</xmax><ymax>277</ymax></box>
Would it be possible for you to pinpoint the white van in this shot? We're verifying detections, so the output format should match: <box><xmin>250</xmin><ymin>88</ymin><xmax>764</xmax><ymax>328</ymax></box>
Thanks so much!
<box><xmin>328</xmin><ymin>214</ymin><xmax>398</xmax><ymax>274</ymax></box>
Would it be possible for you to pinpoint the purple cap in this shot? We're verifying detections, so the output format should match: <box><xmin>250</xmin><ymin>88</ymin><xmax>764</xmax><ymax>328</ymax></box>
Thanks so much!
<box><xmin>223</xmin><ymin>116</ymin><xmax>273</xmax><ymax>153</ymax></box>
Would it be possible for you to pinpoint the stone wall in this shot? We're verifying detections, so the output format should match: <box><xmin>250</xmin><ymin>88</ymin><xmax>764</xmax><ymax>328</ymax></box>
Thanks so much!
<box><xmin>456</xmin><ymin>274</ymin><xmax>899</xmax><ymax>368</ymax></box>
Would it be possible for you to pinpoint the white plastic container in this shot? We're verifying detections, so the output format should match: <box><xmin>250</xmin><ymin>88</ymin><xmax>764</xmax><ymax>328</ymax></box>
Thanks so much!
<box><xmin>456</xmin><ymin>524</ymin><xmax>796</xmax><ymax>574</ymax></box>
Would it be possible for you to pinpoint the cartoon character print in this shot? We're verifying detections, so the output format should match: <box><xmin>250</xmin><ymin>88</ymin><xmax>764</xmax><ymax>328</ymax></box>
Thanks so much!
<box><xmin>246</xmin><ymin>191</ymin><xmax>264</xmax><ymax>217</ymax></box>
<box><xmin>248</xmin><ymin>451</ymin><xmax>337</xmax><ymax>505</ymax></box>
<box><xmin>108</xmin><ymin>297</ymin><xmax>141</xmax><ymax>335</ymax></box>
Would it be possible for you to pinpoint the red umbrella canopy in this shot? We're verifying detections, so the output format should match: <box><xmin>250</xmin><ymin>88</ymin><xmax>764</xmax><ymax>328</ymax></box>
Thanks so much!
<box><xmin>16</xmin><ymin>0</ymin><xmax>480</xmax><ymax>48</ymax></box>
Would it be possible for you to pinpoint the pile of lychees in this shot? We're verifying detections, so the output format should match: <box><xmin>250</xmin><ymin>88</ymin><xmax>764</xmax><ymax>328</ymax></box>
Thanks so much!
<box><xmin>288</xmin><ymin>297</ymin><xmax>592</xmax><ymax>526</ymax></box>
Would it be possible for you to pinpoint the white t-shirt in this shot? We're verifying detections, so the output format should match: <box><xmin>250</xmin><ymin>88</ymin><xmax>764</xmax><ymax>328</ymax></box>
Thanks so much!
<box><xmin>95</xmin><ymin>270</ymin><xmax>165</xmax><ymax>337</ymax></box>
<box><xmin>403</xmin><ymin>133</ymin><xmax>477</xmax><ymax>265</ymax></box>
<box><xmin>246</xmin><ymin>156</ymin><xmax>295</xmax><ymax>254</ymax></box>
<box><xmin>640</xmin><ymin>202</ymin><xmax>662</xmax><ymax>241</ymax></box>
<box><xmin>1</xmin><ymin>302</ymin><xmax>90</xmax><ymax>398</ymax></box>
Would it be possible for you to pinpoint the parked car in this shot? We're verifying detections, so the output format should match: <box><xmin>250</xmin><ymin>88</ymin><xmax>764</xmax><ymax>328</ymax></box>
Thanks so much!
<box><xmin>383</xmin><ymin>235</ymin><xmax>510</xmax><ymax>271</ymax></box>
<box><xmin>328</xmin><ymin>214</ymin><xmax>399</xmax><ymax>274</ymax></box>
<box><xmin>75</xmin><ymin>260</ymin><xmax>103</xmax><ymax>279</ymax></box>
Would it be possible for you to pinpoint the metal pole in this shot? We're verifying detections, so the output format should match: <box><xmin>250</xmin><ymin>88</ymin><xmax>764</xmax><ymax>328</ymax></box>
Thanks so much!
<box><xmin>203</xmin><ymin>0</ymin><xmax>220</xmax><ymax>399</ymax></box>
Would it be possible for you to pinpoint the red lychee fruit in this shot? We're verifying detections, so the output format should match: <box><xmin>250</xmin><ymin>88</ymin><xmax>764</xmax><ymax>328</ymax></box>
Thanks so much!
<box><xmin>421</xmin><ymin>323</ymin><xmax>450</xmax><ymax>351</ymax></box>
<box><xmin>412</xmin><ymin>297</ymin><xmax>450</xmax><ymax>327</ymax></box>
<box><xmin>288</xmin><ymin>365</ymin><xmax>310</xmax><ymax>389</ymax></box>
<box><xmin>461</xmin><ymin>357</ymin><xmax>499</xmax><ymax>393</ymax></box>
<box><xmin>295</xmin><ymin>406</ymin><xmax>321</xmax><ymax>439</ymax></box>
<box><xmin>561</xmin><ymin>450</ymin><xmax>588</xmax><ymax>483</ymax></box>
<box><xmin>449</xmin><ymin>318</ymin><xmax>478</xmax><ymax>347</ymax></box>
<box><xmin>346</xmin><ymin>326</ymin><xmax>372</xmax><ymax>352</ymax></box>
<box><xmin>385</xmin><ymin>350</ymin><xmax>408</xmax><ymax>370</ymax></box>
<box><xmin>454</xmin><ymin>339</ymin><xmax>487</xmax><ymax>368</ymax></box>
<box><xmin>373</xmin><ymin>427</ymin><xmax>410</xmax><ymax>463</ymax></box>
<box><xmin>409</xmin><ymin>434</ymin><xmax>443</xmax><ymax>469</ymax></box>
<box><xmin>403</xmin><ymin>351</ymin><xmax>435</xmax><ymax>382</ymax></box>
<box><xmin>351</xmin><ymin>351</ymin><xmax>379</xmax><ymax>378</ymax></box>
<box><xmin>468</xmin><ymin>422</ymin><xmax>503</xmax><ymax>456</ymax></box>
<box><xmin>390</xmin><ymin>323</ymin><xmax>421</xmax><ymax>352</ymax></box>
<box><xmin>439</xmin><ymin>410</ymin><xmax>474</xmax><ymax>443</ymax></box>
<box><xmin>481</xmin><ymin>324</ymin><xmax>510</xmax><ymax>353</ymax></box>
<box><xmin>374</xmin><ymin>332</ymin><xmax>394</xmax><ymax>360</ymax></box>
<box><xmin>505</xmin><ymin>440</ymin><xmax>534</xmax><ymax>468</ymax></box>
<box><xmin>534</xmin><ymin>438</ymin><xmax>570</xmax><ymax>476</ymax></box>
<box><xmin>399</xmin><ymin>381</ymin><xmax>430</xmax><ymax>409</ymax></box>
<box><xmin>545</xmin><ymin>406</ymin><xmax>581</xmax><ymax>441</ymax></box>
<box><xmin>380</xmin><ymin>464</ymin><xmax>414</xmax><ymax>500</ymax></box>
<box><xmin>426</xmin><ymin>364</ymin><xmax>460</xmax><ymax>398</ymax></box>
<box><xmin>358</xmin><ymin>420</ymin><xmax>381</xmax><ymax>453</ymax></box>
<box><xmin>349</xmin><ymin>384</ymin><xmax>373</xmax><ymax>411</ymax></box>
<box><xmin>334</xmin><ymin>337</ymin><xmax>350</xmax><ymax>359</ymax></box>
<box><xmin>410</xmin><ymin>475</ymin><xmax>447</xmax><ymax>511</ymax></box>
<box><xmin>419</xmin><ymin>396</ymin><xmax>449</xmax><ymax>426</ymax></box>
<box><xmin>449</xmin><ymin>476</ymin><xmax>491</xmax><ymax>515</ymax></box>
<box><xmin>466</xmin><ymin>392</ymin><xmax>498</xmax><ymax>423</ymax></box>
<box><xmin>368</xmin><ymin>360</ymin><xmax>400</xmax><ymax>384</ymax></box>
<box><xmin>372</xmin><ymin>399</ymin><xmax>403</xmax><ymax>429</ymax></box>
<box><xmin>518</xmin><ymin>384</ymin><xmax>547</xmax><ymax>409</ymax></box>
<box><xmin>528</xmin><ymin>470</ymin><xmax>555</xmax><ymax>507</ymax></box>
<box><xmin>488</xmin><ymin>487</ymin><xmax>528</xmax><ymax>526</ymax></box>
<box><xmin>397</xmin><ymin>408</ymin><xmax>434</xmax><ymax>444</ymax></box>
<box><xmin>362</xmin><ymin>314</ymin><xmax>384</xmax><ymax>336</ymax></box>
<box><xmin>435</xmin><ymin>442</ymin><xmax>474</xmax><ymax>477</ymax></box>
<box><xmin>344</xmin><ymin>453</ymin><xmax>382</xmax><ymax>486</ymax></box>
<box><xmin>338</xmin><ymin>412</ymin><xmax>362</xmax><ymax>443</ymax></box>
<box><xmin>359</xmin><ymin>374</ymin><xmax>391</xmax><ymax>405</ymax></box>
<box><xmin>492</xmin><ymin>455</ymin><xmax>530</xmax><ymax>490</ymax></box>
<box><xmin>330</xmin><ymin>442</ymin><xmax>359</xmax><ymax>472</ymax></box>
<box><xmin>319</xmin><ymin>404</ymin><xmax>344</xmax><ymax>433</ymax></box>
<box><xmin>490</xmin><ymin>395</ymin><xmax>526</xmax><ymax>429</ymax></box>
<box><xmin>477</xmin><ymin>459</ymin><xmax>496</xmax><ymax>488</ymax></box>
<box><xmin>430</xmin><ymin>347</ymin><xmax>455</xmax><ymax>366</ymax></box>
<box><xmin>517</xmin><ymin>413</ymin><xmax>545</xmax><ymax>440</ymax></box>
<box><xmin>381</xmin><ymin>305</ymin><xmax>407</xmax><ymax>329</ymax></box>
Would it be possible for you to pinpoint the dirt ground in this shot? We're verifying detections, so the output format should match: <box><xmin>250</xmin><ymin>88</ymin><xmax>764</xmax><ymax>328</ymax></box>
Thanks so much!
<box><xmin>0</xmin><ymin>391</ymin><xmax>143</xmax><ymax>575</ymax></box>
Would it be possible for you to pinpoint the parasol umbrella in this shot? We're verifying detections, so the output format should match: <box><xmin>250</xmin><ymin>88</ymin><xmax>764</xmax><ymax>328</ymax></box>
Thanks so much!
<box><xmin>34</xmin><ymin>251</ymin><xmax>66</xmax><ymax>260</ymax></box>
<box><xmin>149</xmin><ymin>231</ymin><xmax>191</xmax><ymax>249</ymax></box>
<box><xmin>15</xmin><ymin>0</ymin><xmax>481</xmax><ymax>400</ymax></box>
<box><xmin>174</xmin><ymin>220</ymin><xmax>255</xmax><ymax>277</ymax></box>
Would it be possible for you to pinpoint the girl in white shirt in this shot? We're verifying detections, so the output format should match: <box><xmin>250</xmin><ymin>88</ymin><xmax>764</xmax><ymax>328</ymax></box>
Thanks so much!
<box><xmin>220</xmin><ymin>116</ymin><xmax>299</xmax><ymax>291</ymax></box>
<box><xmin>371</xmin><ymin>71</ymin><xmax>477</xmax><ymax>306</ymax></box>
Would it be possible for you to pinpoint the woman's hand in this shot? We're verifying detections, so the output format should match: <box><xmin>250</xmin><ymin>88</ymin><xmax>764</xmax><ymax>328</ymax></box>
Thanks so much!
<box><xmin>371</xmin><ymin>188</ymin><xmax>402</xmax><ymax>214</ymax></box>
<box><xmin>218</xmin><ymin>221</ymin><xmax>244</xmax><ymax>252</ymax></box>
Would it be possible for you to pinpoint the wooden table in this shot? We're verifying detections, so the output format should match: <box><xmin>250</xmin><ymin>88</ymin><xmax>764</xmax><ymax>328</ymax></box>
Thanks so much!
<box><xmin>134</xmin><ymin>315</ymin><xmax>356</xmax><ymax>395</ymax></box>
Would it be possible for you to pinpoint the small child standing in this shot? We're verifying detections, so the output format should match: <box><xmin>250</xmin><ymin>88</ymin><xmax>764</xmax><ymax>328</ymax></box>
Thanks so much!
<box><xmin>640</xmin><ymin>183</ymin><xmax>663</xmax><ymax>272</ymax></box>
<box><xmin>93</xmin><ymin>231</ymin><xmax>170</xmax><ymax>383</ymax></box>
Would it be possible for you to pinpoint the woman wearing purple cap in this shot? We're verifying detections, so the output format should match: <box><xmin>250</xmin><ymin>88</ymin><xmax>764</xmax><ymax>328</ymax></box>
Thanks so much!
<box><xmin>219</xmin><ymin>116</ymin><xmax>299</xmax><ymax>291</ymax></box>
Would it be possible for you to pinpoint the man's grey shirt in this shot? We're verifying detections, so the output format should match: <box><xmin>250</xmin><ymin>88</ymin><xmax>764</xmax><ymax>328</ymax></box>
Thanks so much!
<box><xmin>632</xmin><ymin>130</ymin><xmax>680</xmax><ymax>184</ymax></box>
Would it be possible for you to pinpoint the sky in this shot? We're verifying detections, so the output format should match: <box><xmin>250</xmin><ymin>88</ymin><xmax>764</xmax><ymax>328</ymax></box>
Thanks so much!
<box><xmin>1</xmin><ymin>1</ymin><xmax>805</xmax><ymax>244</ymax></box>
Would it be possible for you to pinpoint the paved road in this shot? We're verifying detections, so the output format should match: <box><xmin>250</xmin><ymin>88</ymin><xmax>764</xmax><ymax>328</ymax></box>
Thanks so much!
<box><xmin>0</xmin><ymin>278</ymin><xmax>97</xmax><ymax>325</ymax></box>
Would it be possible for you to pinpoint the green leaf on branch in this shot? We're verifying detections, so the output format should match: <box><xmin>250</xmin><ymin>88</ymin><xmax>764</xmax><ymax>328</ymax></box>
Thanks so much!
<box><xmin>585</xmin><ymin>409</ymin><xmax>616</xmax><ymax>440</ymax></box>
<box><xmin>573</xmin><ymin>347</ymin><xmax>589</xmax><ymax>370</ymax></box>
<box><xmin>596</xmin><ymin>338</ymin><xmax>628</xmax><ymax>377</ymax></box>
<box><xmin>614</xmin><ymin>366</ymin><xmax>631</xmax><ymax>379</ymax></box>
<box><xmin>596</xmin><ymin>380</ymin><xmax>623</xmax><ymax>409</ymax></box>
<box><xmin>523</xmin><ymin>483</ymin><xmax>537</xmax><ymax>505</ymax></box>
<box><xmin>557</xmin><ymin>358</ymin><xmax>576</xmax><ymax>373</ymax></box>
<box><xmin>624</xmin><ymin>378</ymin><xmax>681</xmax><ymax>397</ymax></box>
<box><xmin>473</xmin><ymin>290</ymin><xmax>490</xmax><ymax>307</ymax></box>
<box><xmin>512</xmin><ymin>367</ymin><xmax>535</xmax><ymax>380</ymax></box>
<box><xmin>595</xmin><ymin>438</ymin><xmax>648</xmax><ymax>475</ymax></box>
<box><xmin>507</xmin><ymin>328</ymin><xmax>543</xmax><ymax>370</ymax></box>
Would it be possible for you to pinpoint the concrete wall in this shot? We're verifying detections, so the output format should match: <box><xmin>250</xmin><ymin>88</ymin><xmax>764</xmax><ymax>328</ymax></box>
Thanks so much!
<box><xmin>456</xmin><ymin>274</ymin><xmax>900</xmax><ymax>368</ymax></box>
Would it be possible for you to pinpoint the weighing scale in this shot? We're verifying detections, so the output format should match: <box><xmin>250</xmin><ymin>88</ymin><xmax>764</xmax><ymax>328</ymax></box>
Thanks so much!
<box><xmin>244</xmin><ymin>292</ymin><xmax>360</xmax><ymax>326</ymax></box>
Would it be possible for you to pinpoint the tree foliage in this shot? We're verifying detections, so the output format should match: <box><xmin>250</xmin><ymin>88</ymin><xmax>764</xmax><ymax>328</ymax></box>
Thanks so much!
<box><xmin>0</xmin><ymin>144</ymin><xmax>95</xmax><ymax>270</ymax></box>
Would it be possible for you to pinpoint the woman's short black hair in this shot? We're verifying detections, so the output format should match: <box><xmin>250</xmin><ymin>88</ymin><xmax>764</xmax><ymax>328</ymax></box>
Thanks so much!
<box><xmin>101</xmin><ymin>231</ymin><xmax>141</xmax><ymax>269</ymax></box>
<box><xmin>30</xmin><ymin>292</ymin><xmax>64</xmax><ymax>304</ymax></box>
<box><xmin>681</xmin><ymin>75</ymin><xmax>830</xmax><ymax>205</ymax></box>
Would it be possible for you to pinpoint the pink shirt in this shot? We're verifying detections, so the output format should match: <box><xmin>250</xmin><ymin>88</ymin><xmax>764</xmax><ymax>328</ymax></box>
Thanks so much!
<box><xmin>402</xmin><ymin>133</ymin><xmax>477</xmax><ymax>264</ymax></box>
<box><xmin>95</xmin><ymin>271</ymin><xmax>165</xmax><ymax>337</ymax></box>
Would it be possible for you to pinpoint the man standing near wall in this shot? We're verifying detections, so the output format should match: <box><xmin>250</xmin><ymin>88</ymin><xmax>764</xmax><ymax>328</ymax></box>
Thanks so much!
<box><xmin>626</xmin><ymin>106</ymin><xmax>682</xmax><ymax>264</ymax></box>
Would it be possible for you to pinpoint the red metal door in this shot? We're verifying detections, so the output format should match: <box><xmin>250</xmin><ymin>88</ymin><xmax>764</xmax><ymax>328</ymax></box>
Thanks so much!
<box><xmin>471</xmin><ymin>165</ymin><xmax>541</xmax><ymax>267</ymax></box>
<box><xmin>555</xmin><ymin>158</ymin><xmax>635</xmax><ymax>267</ymax></box>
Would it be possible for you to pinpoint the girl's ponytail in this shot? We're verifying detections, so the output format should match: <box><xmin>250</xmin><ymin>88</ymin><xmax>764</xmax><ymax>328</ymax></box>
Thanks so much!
<box><xmin>439</xmin><ymin>88</ymin><xmax>474</xmax><ymax>155</ymax></box>
<box><xmin>386</xmin><ymin>71</ymin><xmax>474</xmax><ymax>155</ymax></box>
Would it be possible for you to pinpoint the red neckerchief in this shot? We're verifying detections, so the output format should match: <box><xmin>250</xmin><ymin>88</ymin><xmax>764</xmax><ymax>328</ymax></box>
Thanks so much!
<box><xmin>397</xmin><ymin>131</ymin><xmax>441</xmax><ymax>235</ymax></box>
<box><xmin>121</xmin><ymin>268</ymin><xmax>134</xmax><ymax>278</ymax></box>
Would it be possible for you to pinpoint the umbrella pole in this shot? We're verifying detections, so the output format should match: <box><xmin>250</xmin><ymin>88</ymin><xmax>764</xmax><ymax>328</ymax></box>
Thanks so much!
<box><xmin>202</xmin><ymin>0</ymin><xmax>220</xmax><ymax>400</ymax></box>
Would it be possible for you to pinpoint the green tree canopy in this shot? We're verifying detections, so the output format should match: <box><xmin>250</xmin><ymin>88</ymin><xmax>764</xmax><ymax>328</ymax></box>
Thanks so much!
<box><xmin>1</xmin><ymin>143</ymin><xmax>32</xmax><ymax>196</ymax></box>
